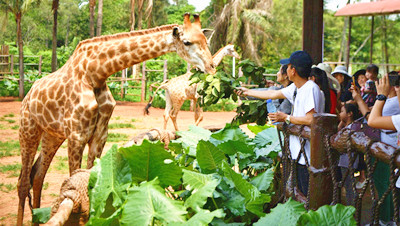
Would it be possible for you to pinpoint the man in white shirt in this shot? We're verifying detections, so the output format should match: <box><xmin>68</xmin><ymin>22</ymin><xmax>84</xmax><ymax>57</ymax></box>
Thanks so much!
<box><xmin>236</xmin><ymin>50</ymin><xmax>324</xmax><ymax>195</ymax></box>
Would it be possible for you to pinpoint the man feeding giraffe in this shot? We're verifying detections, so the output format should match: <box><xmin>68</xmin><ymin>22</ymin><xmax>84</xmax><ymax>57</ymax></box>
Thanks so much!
<box><xmin>17</xmin><ymin>13</ymin><xmax>215</xmax><ymax>226</ymax></box>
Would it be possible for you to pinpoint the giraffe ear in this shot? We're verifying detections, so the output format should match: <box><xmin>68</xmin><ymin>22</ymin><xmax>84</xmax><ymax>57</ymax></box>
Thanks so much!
<box><xmin>173</xmin><ymin>27</ymin><xmax>181</xmax><ymax>39</ymax></box>
<box><xmin>202</xmin><ymin>29</ymin><xmax>214</xmax><ymax>44</ymax></box>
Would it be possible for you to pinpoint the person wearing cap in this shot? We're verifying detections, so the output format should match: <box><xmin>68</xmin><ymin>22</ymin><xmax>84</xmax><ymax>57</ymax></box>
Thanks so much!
<box><xmin>332</xmin><ymin>65</ymin><xmax>353</xmax><ymax>107</ymax></box>
<box><xmin>235</xmin><ymin>50</ymin><xmax>324</xmax><ymax>195</ymax></box>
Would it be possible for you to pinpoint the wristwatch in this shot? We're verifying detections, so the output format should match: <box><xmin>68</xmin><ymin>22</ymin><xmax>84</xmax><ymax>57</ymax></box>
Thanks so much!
<box><xmin>285</xmin><ymin>115</ymin><xmax>291</xmax><ymax>124</ymax></box>
<box><xmin>376</xmin><ymin>94</ymin><xmax>387</xmax><ymax>101</ymax></box>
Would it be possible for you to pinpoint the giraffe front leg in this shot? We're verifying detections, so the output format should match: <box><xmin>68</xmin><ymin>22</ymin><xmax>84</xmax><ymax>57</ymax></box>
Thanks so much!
<box><xmin>87</xmin><ymin>87</ymin><xmax>116</xmax><ymax>169</ymax></box>
<box><xmin>31</xmin><ymin>133</ymin><xmax>65</xmax><ymax>210</ymax></box>
<box><xmin>17</xmin><ymin>120</ymin><xmax>42</xmax><ymax>226</ymax></box>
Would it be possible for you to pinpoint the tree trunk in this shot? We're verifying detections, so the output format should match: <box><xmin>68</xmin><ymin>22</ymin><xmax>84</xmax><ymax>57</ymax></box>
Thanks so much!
<box><xmin>130</xmin><ymin>0</ymin><xmax>135</xmax><ymax>31</ymax></box>
<box><xmin>137</xmin><ymin>0</ymin><xmax>144</xmax><ymax>30</ymax></box>
<box><xmin>96</xmin><ymin>0</ymin><xmax>103</xmax><ymax>36</ymax></box>
<box><xmin>65</xmin><ymin>16</ymin><xmax>70</xmax><ymax>47</ymax></box>
<box><xmin>16</xmin><ymin>12</ymin><xmax>24</xmax><ymax>99</ymax></box>
<box><xmin>89</xmin><ymin>0</ymin><xmax>96</xmax><ymax>38</ymax></box>
<box><xmin>147</xmin><ymin>10</ymin><xmax>152</xmax><ymax>28</ymax></box>
<box><xmin>51</xmin><ymin>0</ymin><xmax>59</xmax><ymax>72</ymax></box>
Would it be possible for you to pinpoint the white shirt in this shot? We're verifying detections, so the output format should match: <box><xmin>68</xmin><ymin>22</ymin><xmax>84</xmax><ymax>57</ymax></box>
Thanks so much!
<box><xmin>391</xmin><ymin>114</ymin><xmax>400</xmax><ymax>188</ymax></box>
<box><xmin>281</xmin><ymin>81</ymin><xmax>324</xmax><ymax>165</ymax></box>
<box><xmin>381</xmin><ymin>97</ymin><xmax>400</xmax><ymax>147</ymax></box>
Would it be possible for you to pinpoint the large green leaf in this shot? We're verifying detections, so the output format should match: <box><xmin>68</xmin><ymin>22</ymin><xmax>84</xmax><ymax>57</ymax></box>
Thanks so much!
<box><xmin>182</xmin><ymin>169</ymin><xmax>220</xmax><ymax>212</ymax></box>
<box><xmin>175</xmin><ymin>125</ymin><xmax>212</xmax><ymax>156</ymax></box>
<box><xmin>297</xmin><ymin>204</ymin><xmax>356</xmax><ymax>226</ymax></box>
<box><xmin>169</xmin><ymin>209</ymin><xmax>225</xmax><ymax>226</ymax></box>
<box><xmin>222</xmin><ymin>161</ymin><xmax>270</xmax><ymax>216</ymax></box>
<box><xmin>88</xmin><ymin>145</ymin><xmax>132</xmax><ymax>218</ymax></box>
<box><xmin>254</xmin><ymin>198</ymin><xmax>306</xmax><ymax>226</ymax></box>
<box><xmin>120</xmin><ymin>179</ymin><xmax>187</xmax><ymax>225</ymax></box>
<box><xmin>32</xmin><ymin>207</ymin><xmax>51</xmax><ymax>224</ymax></box>
<box><xmin>217</xmin><ymin>140</ymin><xmax>255</xmax><ymax>155</ymax></box>
<box><xmin>119</xmin><ymin>140</ymin><xmax>182</xmax><ymax>187</ymax></box>
<box><xmin>224</xmin><ymin>191</ymin><xmax>246</xmax><ymax>216</ymax></box>
<box><xmin>210</xmin><ymin>125</ymin><xmax>249</xmax><ymax>146</ymax></box>
<box><xmin>250</xmin><ymin>167</ymin><xmax>274</xmax><ymax>192</ymax></box>
<box><xmin>196</xmin><ymin>140</ymin><xmax>226</xmax><ymax>174</ymax></box>
<box><xmin>253</xmin><ymin>127</ymin><xmax>280</xmax><ymax>147</ymax></box>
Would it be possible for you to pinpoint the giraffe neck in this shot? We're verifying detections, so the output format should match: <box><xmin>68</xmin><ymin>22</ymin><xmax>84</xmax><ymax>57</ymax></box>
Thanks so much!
<box><xmin>212</xmin><ymin>47</ymin><xmax>230</xmax><ymax>67</ymax></box>
<box><xmin>66</xmin><ymin>25</ymin><xmax>178</xmax><ymax>88</ymax></box>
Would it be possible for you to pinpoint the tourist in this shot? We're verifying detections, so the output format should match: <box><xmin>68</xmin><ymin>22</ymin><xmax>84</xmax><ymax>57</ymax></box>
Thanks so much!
<box><xmin>368</xmin><ymin>73</ymin><xmax>400</xmax><ymax>222</ymax></box>
<box><xmin>332</xmin><ymin>65</ymin><xmax>353</xmax><ymax>106</ymax></box>
<box><xmin>363</xmin><ymin>64</ymin><xmax>379</xmax><ymax>107</ymax></box>
<box><xmin>309</xmin><ymin>67</ymin><xmax>332</xmax><ymax>113</ymax></box>
<box><xmin>337</xmin><ymin>103</ymin><xmax>362</xmax><ymax>206</ymax></box>
<box><xmin>235</xmin><ymin>50</ymin><xmax>324</xmax><ymax>195</ymax></box>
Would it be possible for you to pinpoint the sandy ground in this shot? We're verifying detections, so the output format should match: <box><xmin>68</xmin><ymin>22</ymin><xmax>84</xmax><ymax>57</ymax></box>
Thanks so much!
<box><xmin>0</xmin><ymin>99</ymin><xmax>237</xmax><ymax>225</ymax></box>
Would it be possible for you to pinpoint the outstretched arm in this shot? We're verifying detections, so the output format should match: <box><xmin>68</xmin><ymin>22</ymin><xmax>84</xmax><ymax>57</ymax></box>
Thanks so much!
<box><xmin>268</xmin><ymin>109</ymin><xmax>316</xmax><ymax>126</ymax></box>
<box><xmin>235</xmin><ymin>87</ymin><xmax>286</xmax><ymax>100</ymax></box>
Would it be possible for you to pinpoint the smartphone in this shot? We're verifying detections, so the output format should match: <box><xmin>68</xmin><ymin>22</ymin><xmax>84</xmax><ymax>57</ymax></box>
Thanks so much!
<box><xmin>352</xmin><ymin>76</ymin><xmax>356</xmax><ymax>87</ymax></box>
<box><xmin>389</xmin><ymin>74</ymin><xmax>400</xmax><ymax>87</ymax></box>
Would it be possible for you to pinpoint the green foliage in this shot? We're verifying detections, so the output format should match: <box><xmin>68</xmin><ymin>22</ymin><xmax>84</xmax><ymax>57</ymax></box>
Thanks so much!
<box><xmin>254</xmin><ymin>198</ymin><xmax>306</xmax><ymax>226</ymax></box>
<box><xmin>0</xmin><ymin>140</ymin><xmax>20</xmax><ymax>157</ymax></box>
<box><xmin>298</xmin><ymin>204</ymin><xmax>356</xmax><ymax>226</ymax></box>
<box><xmin>106</xmin><ymin>133</ymin><xmax>129</xmax><ymax>142</ymax></box>
<box><xmin>88</xmin><ymin>124</ymin><xmax>280</xmax><ymax>225</ymax></box>
<box><xmin>32</xmin><ymin>207</ymin><xmax>51</xmax><ymax>224</ymax></box>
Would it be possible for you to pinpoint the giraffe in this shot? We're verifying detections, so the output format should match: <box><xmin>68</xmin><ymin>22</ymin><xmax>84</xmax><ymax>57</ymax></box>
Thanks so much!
<box><xmin>144</xmin><ymin>44</ymin><xmax>240</xmax><ymax>131</ymax></box>
<box><xmin>17</xmin><ymin>13</ymin><xmax>215</xmax><ymax>225</ymax></box>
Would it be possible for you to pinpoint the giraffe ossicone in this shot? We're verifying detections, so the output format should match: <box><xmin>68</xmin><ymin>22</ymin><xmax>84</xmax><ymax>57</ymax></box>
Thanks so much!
<box><xmin>144</xmin><ymin>44</ymin><xmax>240</xmax><ymax>131</ymax></box>
<box><xmin>17</xmin><ymin>13</ymin><xmax>214</xmax><ymax>226</ymax></box>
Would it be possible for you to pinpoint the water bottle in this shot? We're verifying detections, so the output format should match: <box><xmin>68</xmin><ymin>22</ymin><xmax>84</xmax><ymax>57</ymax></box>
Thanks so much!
<box><xmin>266</xmin><ymin>99</ymin><xmax>276</xmax><ymax>113</ymax></box>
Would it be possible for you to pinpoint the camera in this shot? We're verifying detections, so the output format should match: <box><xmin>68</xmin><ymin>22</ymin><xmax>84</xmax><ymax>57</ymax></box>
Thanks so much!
<box><xmin>388</xmin><ymin>71</ymin><xmax>400</xmax><ymax>87</ymax></box>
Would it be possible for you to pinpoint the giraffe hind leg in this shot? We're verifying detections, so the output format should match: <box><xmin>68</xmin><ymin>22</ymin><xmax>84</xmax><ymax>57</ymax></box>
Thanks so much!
<box><xmin>17</xmin><ymin>123</ymin><xmax>43</xmax><ymax>226</ymax></box>
<box><xmin>164</xmin><ymin>90</ymin><xmax>172</xmax><ymax>130</ymax></box>
<box><xmin>31</xmin><ymin>132</ymin><xmax>65</xmax><ymax>210</ymax></box>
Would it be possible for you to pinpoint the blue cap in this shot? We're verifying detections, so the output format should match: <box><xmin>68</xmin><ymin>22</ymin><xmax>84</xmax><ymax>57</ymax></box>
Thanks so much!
<box><xmin>279</xmin><ymin>51</ymin><xmax>313</xmax><ymax>68</ymax></box>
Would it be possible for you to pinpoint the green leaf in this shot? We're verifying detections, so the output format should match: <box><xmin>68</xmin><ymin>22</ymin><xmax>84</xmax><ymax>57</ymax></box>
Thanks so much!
<box><xmin>217</xmin><ymin>140</ymin><xmax>254</xmax><ymax>155</ymax></box>
<box><xmin>247</xmin><ymin>124</ymin><xmax>273</xmax><ymax>135</ymax></box>
<box><xmin>222</xmin><ymin>161</ymin><xmax>270</xmax><ymax>216</ymax></box>
<box><xmin>120</xmin><ymin>140</ymin><xmax>182</xmax><ymax>187</ymax></box>
<box><xmin>250</xmin><ymin>168</ymin><xmax>274</xmax><ymax>192</ymax></box>
<box><xmin>169</xmin><ymin>209</ymin><xmax>225</xmax><ymax>226</ymax></box>
<box><xmin>298</xmin><ymin>204</ymin><xmax>356</xmax><ymax>226</ymax></box>
<box><xmin>182</xmin><ymin>170</ymin><xmax>220</xmax><ymax>212</ymax></box>
<box><xmin>196</xmin><ymin>140</ymin><xmax>226</xmax><ymax>174</ymax></box>
<box><xmin>88</xmin><ymin>145</ymin><xmax>132</xmax><ymax>218</ymax></box>
<box><xmin>32</xmin><ymin>207</ymin><xmax>51</xmax><ymax>224</ymax></box>
<box><xmin>253</xmin><ymin>127</ymin><xmax>280</xmax><ymax>147</ymax></box>
<box><xmin>175</xmin><ymin>125</ymin><xmax>212</xmax><ymax>156</ymax></box>
<box><xmin>121</xmin><ymin>179</ymin><xmax>187</xmax><ymax>225</ymax></box>
<box><xmin>254</xmin><ymin>198</ymin><xmax>306</xmax><ymax>226</ymax></box>
<box><xmin>225</xmin><ymin>191</ymin><xmax>247</xmax><ymax>216</ymax></box>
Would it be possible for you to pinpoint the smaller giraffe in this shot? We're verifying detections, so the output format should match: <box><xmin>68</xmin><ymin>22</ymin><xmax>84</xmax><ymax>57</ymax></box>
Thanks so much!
<box><xmin>144</xmin><ymin>44</ymin><xmax>240</xmax><ymax>131</ymax></box>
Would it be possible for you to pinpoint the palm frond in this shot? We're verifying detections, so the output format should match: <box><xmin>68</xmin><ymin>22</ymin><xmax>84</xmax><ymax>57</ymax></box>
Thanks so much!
<box><xmin>144</xmin><ymin>0</ymin><xmax>152</xmax><ymax>20</ymax></box>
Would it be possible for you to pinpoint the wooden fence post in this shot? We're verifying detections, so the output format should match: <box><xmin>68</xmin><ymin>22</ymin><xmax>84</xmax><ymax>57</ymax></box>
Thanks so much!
<box><xmin>121</xmin><ymin>69</ymin><xmax>126</xmax><ymax>99</ymax></box>
<box><xmin>141</xmin><ymin>61</ymin><xmax>146</xmax><ymax>102</ymax></box>
<box><xmin>39</xmin><ymin>55</ymin><xmax>42</xmax><ymax>76</ymax></box>
<box><xmin>10</xmin><ymin>55</ymin><xmax>14</xmax><ymax>75</ymax></box>
<box><xmin>163</xmin><ymin>59</ymin><xmax>168</xmax><ymax>81</ymax></box>
<box><xmin>309</xmin><ymin>113</ymin><xmax>338</xmax><ymax>209</ymax></box>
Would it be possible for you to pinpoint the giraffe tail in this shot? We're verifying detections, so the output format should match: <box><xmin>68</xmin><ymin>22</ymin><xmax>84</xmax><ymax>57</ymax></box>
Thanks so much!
<box><xmin>143</xmin><ymin>82</ymin><xmax>168</xmax><ymax>115</ymax></box>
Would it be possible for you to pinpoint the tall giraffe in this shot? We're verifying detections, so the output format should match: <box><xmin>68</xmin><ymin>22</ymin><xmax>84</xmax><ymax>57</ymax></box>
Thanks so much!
<box><xmin>144</xmin><ymin>44</ymin><xmax>240</xmax><ymax>131</ymax></box>
<box><xmin>17</xmin><ymin>13</ymin><xmax>215</xmax><ymax>225</ymax></box>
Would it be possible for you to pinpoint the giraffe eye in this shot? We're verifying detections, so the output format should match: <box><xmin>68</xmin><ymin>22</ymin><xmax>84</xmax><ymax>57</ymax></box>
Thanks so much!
<box><xmin>183</xmin><ymin>40</ymin><xmax>192</xmax><ymax>46</ymax></box>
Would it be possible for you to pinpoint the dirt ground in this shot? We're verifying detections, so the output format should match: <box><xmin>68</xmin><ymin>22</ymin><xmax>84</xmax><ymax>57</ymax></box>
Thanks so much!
<box><xmin>0</xmin><ymin>99</ymin><xmax>237</xmax><ymax>225</ymax></box>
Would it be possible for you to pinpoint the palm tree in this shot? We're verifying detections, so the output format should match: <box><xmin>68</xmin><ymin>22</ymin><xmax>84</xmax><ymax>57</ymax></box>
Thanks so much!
<box><xmin>51</xmin><ymin>0</ymin><xmax>59</xmax><ymax>72</ymax></box>
<box><xmin>131</xmin><ymin>0</ymin><xmax>153</xmax><ymax>30</ymax></box>
<box><xmin>210</xmin><ymin>0</ymin><xmax>272</xmax><ymax>65</ymax></box>
<box><xmin>96</xmin><ymin>0</ymin><xmax>103</xmax><ymax>36</ymax></box>
<box><xmin>0</xmin><ymin>0</ymin><xmax>40</xmax><ymax>99</ymax></box>
<box><xmin>89</xmin><ymin>0</ymin><xmax>96</xmax><ymax>37</ymax></box>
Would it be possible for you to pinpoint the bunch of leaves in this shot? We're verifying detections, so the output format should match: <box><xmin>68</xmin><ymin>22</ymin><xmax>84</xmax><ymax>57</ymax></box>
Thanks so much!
<box><xmin>190</xmin><ymin>69</ymin><xmax>245</xmax><ymax>107</ymax></box>
<box><xmin>85</xmin><ymin>124</ymin><xmax>282</xmax><ymax>225</ymax></box>
<box><xmin>233</xmin><ymin>99</ymin><xmax>268</xmax><ymax>125</ymax></box>
<box><xmin>254</xmin><ymin>198</ymin><xmax>356</xmax><ymax>226</ymax></box>
<box><xmin>238</xmin><ymin>59</ymin><xmax>268</xmax><ymax>88</ymax></box>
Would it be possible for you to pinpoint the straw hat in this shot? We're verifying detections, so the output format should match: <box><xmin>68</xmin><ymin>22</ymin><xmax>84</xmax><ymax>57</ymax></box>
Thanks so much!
<box><xmin>314</xmin><ymin>63</ymin><xmax>340</xmax><ymax>92</ymax></box>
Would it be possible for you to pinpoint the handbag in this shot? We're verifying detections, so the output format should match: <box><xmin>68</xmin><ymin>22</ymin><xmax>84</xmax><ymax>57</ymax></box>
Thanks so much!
<box><xmin>349</xmin><ymin>116</ymin><xmax>381</xmax><ymax>142</ymax></box>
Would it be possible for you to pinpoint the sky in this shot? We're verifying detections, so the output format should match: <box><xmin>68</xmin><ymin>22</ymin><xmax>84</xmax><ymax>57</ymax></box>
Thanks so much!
<box><xmin>186</xmin><ymin>0</ymin><xmax>372</xmax><ymax>12</ymax></box>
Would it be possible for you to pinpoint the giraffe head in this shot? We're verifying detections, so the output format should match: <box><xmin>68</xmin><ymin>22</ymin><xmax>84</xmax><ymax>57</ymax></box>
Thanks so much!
<box><xmin>172</xmin><ymin>13</ymin><xmax>216</xmax><ymax>74</ymax></box>
<box><xmin>224</xmin><ymin>44</ymin><xmax>240</xmax><ymax>59</ymax></box>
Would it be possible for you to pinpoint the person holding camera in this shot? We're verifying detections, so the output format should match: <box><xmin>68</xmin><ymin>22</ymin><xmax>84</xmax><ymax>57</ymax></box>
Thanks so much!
<box><xmin>367</xmin><ymin>72</ymin><xmax>400</xmax><ymax>222</ymax></box>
